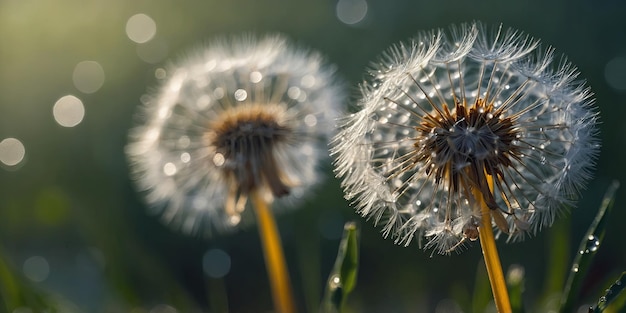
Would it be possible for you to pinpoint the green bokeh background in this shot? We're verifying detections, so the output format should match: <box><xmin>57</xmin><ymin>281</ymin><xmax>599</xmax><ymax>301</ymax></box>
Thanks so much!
<box><xmin>0</xmin><ymin>0</ymin><xmax>624</xmax><ymax>312</ymax></box>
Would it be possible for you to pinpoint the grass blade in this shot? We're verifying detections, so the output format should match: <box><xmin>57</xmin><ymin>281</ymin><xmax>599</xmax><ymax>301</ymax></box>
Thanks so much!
<box><xmin>472</xmin><ymin>261</ymin><xmax>492</xmax><ymax>313</ymax></box>
<box><xmin>559</xmin><ymin>180</ymin><xmax>620</xmax><ymax>313</ymax></box>
<box><xmin>321</xmin><ymin>222</ymin><xmax>359</xmax><ymax>313</ymax></box>
<box><xmin>0</xmin><ymin>245</ymin><xmax>76</xmax><ymax>312</ymax></box>
<box><xmin>591</xmin><ymin>272</ymin><xmax>626</xmax><ymax>312</ymax></box>
<box><xmin>507</xmin><ymin>265</ymin><xmax>526</xmax><ymax>313</ymax></box>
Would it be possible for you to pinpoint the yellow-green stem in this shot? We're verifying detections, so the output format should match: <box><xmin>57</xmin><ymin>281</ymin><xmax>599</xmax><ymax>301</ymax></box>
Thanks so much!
<box><xmin>474</xmin><ymin>175</ymin><xmax>512</xmax><ymax>313</ymax></box>
<box><xmin>251</xmin><ymin>191</ymin><xmax>296</xmax><ymax>313</ymax></box>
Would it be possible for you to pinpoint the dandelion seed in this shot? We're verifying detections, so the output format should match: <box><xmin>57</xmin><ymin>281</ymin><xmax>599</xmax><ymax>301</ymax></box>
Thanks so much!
<box><xmin>331</xmin><ymin>22</ymin><xmax>599</xmax><ymax>254</ymax></box>
<box><xmin>126</xmin><ymin>34</ymin><xmax>343</xmax><ymax>236</ymax></box>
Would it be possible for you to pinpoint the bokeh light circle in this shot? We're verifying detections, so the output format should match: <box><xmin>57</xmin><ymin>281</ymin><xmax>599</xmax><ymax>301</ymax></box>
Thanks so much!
<box><xmin>202</xmin><ymin>248</ymin><xmax>231</xmax><ymax>278</ymax></box>
<box><xmin>0</xmin><ymin>138</ymin><xmax>26</xmax><ymax>167</ymax></box>
<box><xmin>23</xmin><ymin>256</ymin><xmax>50</xmax><ymax>282</ymax></box>
<box><xmin>605</xmin><ymin>57</ymin><xmax>626</xmax><ymax>91</ymax></box>
<box><xmin>126</xmin><ymin>13</ymin><xmax>157</xmax><ymax>44</ymax></box>
<box><xmin>336</xmin><ymin>0</ymin><xmax>368</xmax><ymax>25</ymax></box>
<box><xmin>137</xmin><ymin>38</ymin><xmax>169</xmax><ymax>63</ymax></box>
<box><xmin>72</xmin><ymin>61</ymin><xmax>105</xmax><ymax>93</ymax></box>
<box><xmin>53</xmin><ymin>95</ymin><xmax>85</xmax><ymax>127</ymax></box>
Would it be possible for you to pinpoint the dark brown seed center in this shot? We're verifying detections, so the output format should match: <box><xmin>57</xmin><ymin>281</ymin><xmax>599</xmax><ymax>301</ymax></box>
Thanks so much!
<box><xmin>205</xmin><ymin>104</ymin><xmax>294</xmax><ymax>215</ymax></box>
<box><xmin>413</xmin><ymin>99</ymin><xmax>521</xmax><ymax>232</ymax></box>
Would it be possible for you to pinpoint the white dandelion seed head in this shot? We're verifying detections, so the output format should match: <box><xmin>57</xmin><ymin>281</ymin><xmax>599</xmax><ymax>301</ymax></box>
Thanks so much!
<box><xmin>126</xmin><ymin>34</ymin><xmax>344</xmax><ymax>236</ymax></box>
<box><xmin>331</xmin><ymin>22</ymin><xmax>599</xmax><ymax>253</ymax></box>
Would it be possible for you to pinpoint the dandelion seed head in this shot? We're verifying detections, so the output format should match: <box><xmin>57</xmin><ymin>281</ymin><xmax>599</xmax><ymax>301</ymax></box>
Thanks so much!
<box><xmin>127</xmin><ymin>34</ymin><xmax>344</xmax><ymax>236</ymax></box>
<box><xmin>331</xmin><ymin>22</ymin><xmax>599</xmax><ymax>253</ymax></box>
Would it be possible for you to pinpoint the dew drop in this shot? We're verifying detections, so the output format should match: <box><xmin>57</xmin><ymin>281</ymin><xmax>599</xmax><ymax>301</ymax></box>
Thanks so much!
<box><xmin>392</xmin><ymin>178</ymin><xmax>402</xmax><ymax>188</ymax></box>
<box><xmin>304</xmin><ymin>114</ymin><xmax>317</xmax><ymax>127</ymax></box>
<box><xmin>329</xmin><ymin>274</ymin><xmax>342</xmax><ymax>289</ymax></box>
<box><xmin>213</xmin><ymin>153</ymin><xmax>225</xmax><ymax>167</ymax></box>
<box><xmin>398</xmin><ymin>114</ymin><xmax>409</xmax><ymax>123</ymax></box>
<box><xmin>297</xmin><ymin>91</ymin><xmax>307</xmax><ymax>102</ymax></box>
<box><xmin>155</xmin><ymin>68</ymin><xmax>166</xmax><ymax>79</ymax></box>
<box><xmin>572</xmin><ymin>265</ymin><xmax>579</xmax><ymax>272</ymax></box>
<box><xmin>180</xmin><ymin>152</ymin><xmax>191</xmax><ymax>163</ymax></box>
<box><xmin>228</xmin><ymin>214</ymin><xmax>241</xmax><ymax>226</ymax></box>
<box><xmin>196</xmin><ymin>95</ymin><xmax>211</xmax><ymax>109</ymax></box>
<box><xmin>177</xmin><ymin>136</ymin><xmax>190</xmax><ymax>148</ymax></box>
<box><xmin>163</xmin><ymin>162</ymin><xmax>177</xmax><ymax>176</ymax></box>
<box><xmin>204</xmin><ymin>59</ymin><xmax>217</xmax><ymax>71</ymax></box>
<box><xmin>287</xmin><ymin>86</ymin><xmax>301</xmax><ymax>100</ymax></box>
<box><xmin>213</xmin><ymin>87</ymin><xmax>224</xmax><ymax>99</ymax></box>
<box><xmin>301</xmin><ymin>74</ymin><xmax>316</xmax><ymax>87</ymax></box>
<box><xmin>234</xmin><ymin>89</ymin><xmax>247</xmax><ymax>101</ymax></box>
<box><xmin>249</xmin><ymin>71</ymin><xmax>262</xmax><ymax>83</ymax></box>
<box><xmin>585</xmin><ymin>235</ymin><xmax>600</xmax><ymax>253</ymax></box>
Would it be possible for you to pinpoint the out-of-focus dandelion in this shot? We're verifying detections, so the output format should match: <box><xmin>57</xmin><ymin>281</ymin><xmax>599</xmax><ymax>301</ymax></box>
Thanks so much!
<box><xmin>126</xmin><ymin>34</ymin><xmax>342</xmax><ymax>235</ymax></box>
<box><xmin>126</xmin><ymin>34</ymin><xmax>343</xmax><ymax>313</ymax></box>
<box><xmin>331</xmin><ymin>22</ymin><xmax>599</xmax><ymax>312</ymax></box>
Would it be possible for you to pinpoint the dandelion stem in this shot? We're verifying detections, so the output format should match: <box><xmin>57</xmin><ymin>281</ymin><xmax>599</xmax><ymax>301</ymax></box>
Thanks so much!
<box><xmin>475</xmin><ymin>174</ymin><xmax>512</xmax><ymax>313</ymax></box>
<box><xmin>251</xmin><ymin>191</ymin><xmax>296</xmax><ymax>313</ymax></box>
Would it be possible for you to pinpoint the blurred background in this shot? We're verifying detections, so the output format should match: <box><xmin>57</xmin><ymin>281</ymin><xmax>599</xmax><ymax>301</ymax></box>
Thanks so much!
<box><xmin>1</xmin><ymin>0</ymin><xmax>625</xmax><ymax>312</ymax></box>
